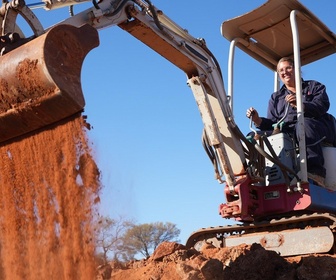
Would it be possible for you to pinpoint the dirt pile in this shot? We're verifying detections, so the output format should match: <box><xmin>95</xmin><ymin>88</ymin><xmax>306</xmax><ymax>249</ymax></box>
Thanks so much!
<box><xmin>110</xmin><ymin>241</ymin><xmax>336</xmax><ymax>280</ymax></box>
<box><xmin>0</xmin><ymin>115</ymin><xmax>101</xmax><ymax>279</ymax></box>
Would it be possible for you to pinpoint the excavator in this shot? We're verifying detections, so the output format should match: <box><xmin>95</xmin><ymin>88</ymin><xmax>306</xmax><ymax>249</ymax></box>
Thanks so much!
<box><xmin>1</xmin><ymin>0</ymin><xmax>336</xmax><ymax>256</ymax></box>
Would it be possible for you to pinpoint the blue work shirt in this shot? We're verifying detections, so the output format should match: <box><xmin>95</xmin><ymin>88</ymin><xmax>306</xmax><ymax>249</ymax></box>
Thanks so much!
<box><xmin>257</xmin><ymin>79</ymin><xmax>331</xmax><ymax>133</ymax></box>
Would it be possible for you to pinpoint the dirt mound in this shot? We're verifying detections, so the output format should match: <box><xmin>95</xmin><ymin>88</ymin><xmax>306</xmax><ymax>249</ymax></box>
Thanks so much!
<box><xmin>0</xmin><ymin>115</ymin><xmax>101</xmax><ymax>279</ymax></box>
<box><xmin>110</xmin><ymin>241</ymin><xmax>336</xmax><ymax>280</ymax></box>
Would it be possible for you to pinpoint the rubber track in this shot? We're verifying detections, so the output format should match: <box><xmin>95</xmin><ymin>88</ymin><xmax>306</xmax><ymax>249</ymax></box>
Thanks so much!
<box><xmin>186</xmin><ymin>212</ymin><xmax>336</xmax><ymax>249</ymax></box>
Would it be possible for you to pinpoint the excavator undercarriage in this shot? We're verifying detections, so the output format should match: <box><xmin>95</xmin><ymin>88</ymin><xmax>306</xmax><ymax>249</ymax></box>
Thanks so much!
<box><xmin>186</xmin><ymin>213</ymin><xmax>336</xmax><ymax>257</ymax></box>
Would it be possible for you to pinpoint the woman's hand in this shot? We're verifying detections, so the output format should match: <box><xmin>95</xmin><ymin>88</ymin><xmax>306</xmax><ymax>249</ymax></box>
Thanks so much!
<box><xmin>285</xmin><ymin>93</ymin><xmax>297</xmax><ymax>108</ymax></box>
<box><xmin>246</xmin><ymin>107</ymin><xmax>262</xmax><ymax>126</ymax></box>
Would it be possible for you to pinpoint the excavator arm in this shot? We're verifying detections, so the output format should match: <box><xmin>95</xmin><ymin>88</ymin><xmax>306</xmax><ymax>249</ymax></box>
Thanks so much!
<box><xmin>0</xmin><ymin>0</ymin><xmax>247</xmax><ymax>190</ymax></box>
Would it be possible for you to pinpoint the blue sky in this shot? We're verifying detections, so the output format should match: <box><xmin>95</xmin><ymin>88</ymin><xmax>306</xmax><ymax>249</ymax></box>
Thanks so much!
<box><xmin>24</xmin><ymin>1</ymin><xmax>336</xmax><ymax>244</ymax></box>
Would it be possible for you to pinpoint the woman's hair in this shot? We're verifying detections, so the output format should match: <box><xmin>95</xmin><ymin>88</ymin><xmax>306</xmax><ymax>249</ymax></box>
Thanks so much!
<box><xmin>277</xmin><ymin>57</ymin><xmax>294</xmax><ymax>70</ymax></box>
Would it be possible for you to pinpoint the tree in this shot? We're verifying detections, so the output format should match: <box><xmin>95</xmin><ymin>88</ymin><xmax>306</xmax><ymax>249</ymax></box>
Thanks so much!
<box><xmin>94</xmin><ymin>215</ymin><xmax>133</xmax><ymax>264</ymax></box>
<box><xmin>121</xmin><ymin>222</ymin><xmax>180</xmax><ymax>259</ymax></box>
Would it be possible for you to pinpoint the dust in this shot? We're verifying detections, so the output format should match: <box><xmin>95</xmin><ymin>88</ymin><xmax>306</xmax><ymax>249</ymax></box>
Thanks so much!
<box><xmin>0</xmin><ymin>115</ymin><xmax>102</xmax><ymax>279</ymax></box>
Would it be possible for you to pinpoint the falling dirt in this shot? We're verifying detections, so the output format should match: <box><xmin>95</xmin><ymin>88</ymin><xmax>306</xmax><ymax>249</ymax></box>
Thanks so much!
<box><xmin>0</xmin><ymin>115</ymin><xmax>101</xmax><ymax>280</ymax></box>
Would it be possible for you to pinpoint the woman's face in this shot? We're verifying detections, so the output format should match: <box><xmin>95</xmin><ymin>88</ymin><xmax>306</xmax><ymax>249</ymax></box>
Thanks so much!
<box><xmin>277</xmin><ymin>61</ymin><xmax>295</xmax><ymax>86</ymax></box>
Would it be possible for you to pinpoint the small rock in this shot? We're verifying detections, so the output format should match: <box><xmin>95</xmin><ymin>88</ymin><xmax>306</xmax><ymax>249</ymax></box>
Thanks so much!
<box><xmin>151</xmin><ymin>242</ymin><xmax>186</xmax><ymax>261</ymax></box>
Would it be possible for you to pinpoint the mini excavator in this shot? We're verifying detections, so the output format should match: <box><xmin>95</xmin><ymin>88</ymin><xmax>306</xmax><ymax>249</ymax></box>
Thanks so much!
<box><xmin>1</xmin><ymin>0</ymin><xmax>336</xmax><ymax>256</ymax></box>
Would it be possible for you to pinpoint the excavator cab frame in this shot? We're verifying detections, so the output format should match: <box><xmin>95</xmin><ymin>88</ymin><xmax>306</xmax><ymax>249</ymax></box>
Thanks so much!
<box><xmin>222</xmin><ymin>0</ymin><xmax>336</xmax><ymax>185</ymax></box>
<box><xmin>217</xmin><ymin>0</ymin><xmax>336</xmax><ymax>217</ymax></box>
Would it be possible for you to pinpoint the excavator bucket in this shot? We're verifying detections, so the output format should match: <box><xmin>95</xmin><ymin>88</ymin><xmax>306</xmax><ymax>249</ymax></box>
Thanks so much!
<box><xmin>0</xmin><ymin>24</ymin><xmax>99</xmax><ymax>143</ymax></box>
